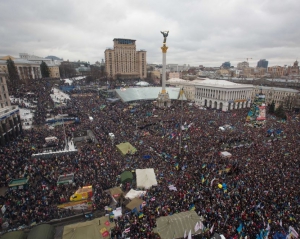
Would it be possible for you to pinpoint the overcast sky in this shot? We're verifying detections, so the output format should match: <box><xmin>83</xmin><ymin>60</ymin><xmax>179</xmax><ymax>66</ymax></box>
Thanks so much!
<box><xmin>0</xmin><ymin>0</ymin><xmax>299</xmax><ymax>67</ymax></box>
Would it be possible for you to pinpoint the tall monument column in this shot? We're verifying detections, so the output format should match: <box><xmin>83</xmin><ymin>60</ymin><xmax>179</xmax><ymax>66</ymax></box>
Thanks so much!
<box><xmin>157</xmin><ymin>31</ymin><xmax>171</xmax><ymax>108</ymax></box>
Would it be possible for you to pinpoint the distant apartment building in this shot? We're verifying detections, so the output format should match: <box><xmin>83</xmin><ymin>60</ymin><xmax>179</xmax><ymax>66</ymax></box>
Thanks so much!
<box><xmin>168</xmin><ymin>72</ymin><xmax>182</xmax><ymax>79</ymax></box>
<box><xmin>217</xmin><ymin>69</ymin><xmax>230</xmax><ymax>76</ymax></box>
<box><xmin>254</xmin><ymin>67</ymin><xmax>267</xmax><ymax>77</ymax></box>
<box><xmin>48</xmin><ymin>64</ymin><xmax>60</xmax><ymax>78</ymax></box>
<box><xmin>257</xmin><ymin>59</ymin><xmax>268</xmax><ymax>68</ymax></box>
<box><xmin>237</xmin><ymin>61</ymin><xmax>249</xmax><ymax>70</ymax></box>
<box><xmin>287</xmin><ymin>60</ymin><xmax>299</xmax><ymax>76</ymax></box>
<box><xmin>0</xmin><ymin>69</ymin><xmax>22</xmax><ymax>145</ymax></box>
<box><xmin>167</xmin><ymin>64</ymin><xmax>189</xmax><ymax>72</ymax></box>
<box><xmin>105</xmin><ymin>38</ymin><xmax>147</xmax><ymax>80</ymax></box>
<box><xmin>242</xmin><ymin>67</ymin><xmax>255</xmax><ymax>78</ymax></box>
<box><xmin>268</xmin><ymin>66</ymin><xmax>284</xmax><ymax>77</ymax></box>
<box><xmin>221</xmin><ymin>61</ymin><xmax>231</xmax><ymax>69</ymax></box>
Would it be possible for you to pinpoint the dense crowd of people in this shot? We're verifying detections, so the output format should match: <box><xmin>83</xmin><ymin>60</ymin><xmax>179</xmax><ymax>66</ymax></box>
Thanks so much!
<box><xmin>0</xmin><ymin>78</ymin><xmax>299</xmax><ymax>238</ymax></box>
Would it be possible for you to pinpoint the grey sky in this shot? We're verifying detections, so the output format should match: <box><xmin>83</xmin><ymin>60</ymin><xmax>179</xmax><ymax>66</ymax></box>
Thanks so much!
<box><xmin>0</xmin><ymin>0</ymin><xmax>299</xmax><ymax>67</ymax></box>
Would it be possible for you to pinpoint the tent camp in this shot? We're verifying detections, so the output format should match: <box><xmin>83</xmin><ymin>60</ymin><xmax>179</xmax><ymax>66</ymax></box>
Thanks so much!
<box><xmin>220</xmin><ymin>151</ymin><xmax>232</xmax><ymax>158</ymax></box>
<box><xmin>1</xmin><ymin>231</ymin><xmax>26</xmax><ymax>239</ymax></box>
<box><xmin>27</xmin><ymin>224</ymin><xmax>55</xmax><ymax>239</ymax></box>
<box><xmin>153</xmin><ymin>211</ymin><xmax>204</xmax><ymax>239</ymax></box>
<box><xmin>109</xmin><ymin>187</ymin><xmax>124</xmax><ymax>199</ymax></box>
<box><xmin>116</xmin><ymin>142</ymin><xmax>137</xmax><ymax>156</ymax></box>
<box><xmin>63</xmin><ymin>217</ymin><xmax>115</xmax><ymax>239</ymax></box>
<box><xmin>126</xmin><ymin>198</ymin><xmax>144</xmax><ymax>211</ymax></box>
<box><xmin>125</xmin><ymin>189</ymin><xmax>146</xmax><ymax>200</ymax></box>
<box><xmin>120</xmin><ymin>171</ymin><xmax>133</xmax><ymax>184</ymax></box>
<box><xmin>136</xmin><ymin>168</ymin><xmax>157</xmax><ymax>189</ymax></box>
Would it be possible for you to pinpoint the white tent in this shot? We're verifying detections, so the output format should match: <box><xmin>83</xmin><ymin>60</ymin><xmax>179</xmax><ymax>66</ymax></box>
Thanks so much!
<box><xmin>220</xmin><ymin>151</ymin><xmax>232</xmax><ymax>158</ymax></box>
<box><xmin>136</xmin><ymin>168</ymin><xmax>157</xmax><ymax>189</ymax></box>
<box><xmin>125</xmin><ymin>189</ymin><xmax>146</xmax><ymax>200</ymax></box>
<box><xmin>135</xmin><ymin>81</ymin><xmax>150</xmax><ymax>86</ymax></box>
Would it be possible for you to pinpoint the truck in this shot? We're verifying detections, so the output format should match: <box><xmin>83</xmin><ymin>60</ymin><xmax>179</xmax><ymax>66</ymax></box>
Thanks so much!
<box><xmin>57</xmin><ymin>173</ymin><xmax>74</xmax><ymax>186</ymax></box>
<box><xmin>70</xmin><ymin>185</ymin><xmax>93</xmax><ymax>202</ymax></box>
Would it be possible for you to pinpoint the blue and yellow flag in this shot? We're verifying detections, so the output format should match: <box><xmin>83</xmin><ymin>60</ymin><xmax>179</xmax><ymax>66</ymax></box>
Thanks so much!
<box><xmin>189</xmin><ymin>204</ymin><xmax>195</xmax><ymax>211</ymax></box>
<box><xmin>139</xmin><ymin>212</ymin><xmax>144</xmax><ymax>218</ymax></box>
<box><xmin>175</xmin><ymin>163</ymin><xmax>179</xmax><ymax>170</ymax></box>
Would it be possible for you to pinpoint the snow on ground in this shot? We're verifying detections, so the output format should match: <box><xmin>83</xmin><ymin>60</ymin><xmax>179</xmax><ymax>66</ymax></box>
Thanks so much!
<box><xmin>62</xmin><ymin>76</ymin><xmax>86</xmax><ymax>85</ymax></box>
<box><xmin>50</xmin><ymin>88</ymin><xmax>70</xmax><ymax>103</ymax></box>
<box><xmin>10</xmin><ymin>97</ymin><xmax>36</xmax><ymax>108</ymax></box>
<box><xmin>19</xmin><ymin>108</ymin><xmax>34</xmax><ymax>129</ymax></box>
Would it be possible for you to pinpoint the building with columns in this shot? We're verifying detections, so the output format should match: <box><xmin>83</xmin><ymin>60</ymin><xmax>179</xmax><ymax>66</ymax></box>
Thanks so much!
<box><xmin>0</xmin><ymin>69</ymin><xmax>22</xmax><ymax>145</ymax></box>
<box><xmin>0</xmin><ymin>57</ymin><xmax>41</xmax><ymax>80</ymax></box>
<box><xmin>252</xmin><ymin>85</ymin><xmax>299</xmax><ymax>108</ymax></box>
<box><xmin>194</xmin><ymin>79</ymin><xmax>253</xmax><ymax>111</ymax></box>
<box><xmin>19</xmin><ymin>53</ymin><xmax>61</xmax><ymax>78</ymax></box>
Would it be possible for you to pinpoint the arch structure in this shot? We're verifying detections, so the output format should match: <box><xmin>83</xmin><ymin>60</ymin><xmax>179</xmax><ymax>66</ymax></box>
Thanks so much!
<box><xmin>194</xmin><ymin>79</ymin><xmax>254</xmax><ymax>111</ymax></box>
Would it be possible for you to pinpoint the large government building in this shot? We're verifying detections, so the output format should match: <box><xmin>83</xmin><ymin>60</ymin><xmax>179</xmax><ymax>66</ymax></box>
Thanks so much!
<box><xmin>0</xmin><ymin>69</ymin><xmax>22</xmax><ymax>145</ymax></box>
<box><xmin>0</xmin><ymin>55</ymin><xmax>41</xmax><ymax>80</ymax></box>
<box><xmin>194</xmin><ymin>79</ymin><xmax>253</xmax><ymax>111</ymax></box>
<box><xmin>105</xmin><ymin>38</ymin><xmax>147</xmax><ymax>80</ymax></box>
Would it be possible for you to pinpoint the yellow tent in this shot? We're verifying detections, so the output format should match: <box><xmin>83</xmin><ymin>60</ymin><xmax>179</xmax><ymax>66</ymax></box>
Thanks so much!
<box><xmin>116</xmin><ymin>142</ymin><xmax>137</xmax><ymax>156</ymax></box>
<box><xmin>63</xmin><ymin>217</ymin><xmax>115</xmax><ymax>239</ymax></box>
<box><xmin>126</xmin><ymin>198</ymin><xmax>144</xmax><ymax>211</ymax></box>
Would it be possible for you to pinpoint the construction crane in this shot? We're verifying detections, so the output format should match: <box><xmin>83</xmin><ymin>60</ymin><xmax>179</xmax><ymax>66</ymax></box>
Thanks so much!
<box><xmin>246</xmin><ymin>58</ymin><xmax>252</xmax><ymax>62</ymax></box>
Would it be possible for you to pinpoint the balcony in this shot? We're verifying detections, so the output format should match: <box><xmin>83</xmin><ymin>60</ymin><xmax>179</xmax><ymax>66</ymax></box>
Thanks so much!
<box><xmin>0</xmin><ymin>105</ymin><xmax>19</xmax><ymax>120</ymax></box>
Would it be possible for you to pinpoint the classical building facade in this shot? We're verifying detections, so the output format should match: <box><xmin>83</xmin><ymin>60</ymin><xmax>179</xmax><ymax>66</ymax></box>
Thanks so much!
<box><xmin>20</xmin><ymin>53</ymin><xmax>60</xmax><ymax>78</ymax></box>
<box><xmin>252</xmin><ymin>85</ymin><xmax>299</xmax><ymax>108</ymax></box>
<box><xmin>105</xmin><ymin>38</ymin><xmax>147</xmax><ymax>80</ymax></box>
<box><xmin>0</xmin><ymin>57</ymin><xmax>41</xmax><ymax>80</ymax></box>
<box><xmin>194</xmin><ymin>79</ymin><xmax>253</xmax><ymax>111</ymax></box>
<box><xmin>166</xmin><ymin>78</ymin><xmax>206</xmax><ymax>101</ymax></box>
<box><xmin>0</xmin><ymin>69</ymin><xmax>22</xmax><ymax>145</ymax></box>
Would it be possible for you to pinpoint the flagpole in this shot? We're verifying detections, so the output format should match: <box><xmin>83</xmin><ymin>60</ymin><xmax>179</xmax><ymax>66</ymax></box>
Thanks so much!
<box><xmin>179</xmin><ymin>87</ymin><xmax>183</xmax><ymax>155</ymax></box>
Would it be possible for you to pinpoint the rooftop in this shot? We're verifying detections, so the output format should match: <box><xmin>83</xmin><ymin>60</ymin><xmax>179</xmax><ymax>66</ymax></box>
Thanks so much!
<box><xmin>255</xmin><ymin>86</ymin><xmax>299</xmax><ymax>93</ymax></box>
<box><xmin>115</xmin><ymin>87</ymin><xmax>187</xmax><ymax>102</ymax></box>
<box><xmin>0</xmin><ymin>59</ymin><xmax>40</xmax><ymax>66</ymax></box>
<box><xmin>196</xmin><ymin>79</ymin><xmax>253</xmax><ymax>88</ymax></box>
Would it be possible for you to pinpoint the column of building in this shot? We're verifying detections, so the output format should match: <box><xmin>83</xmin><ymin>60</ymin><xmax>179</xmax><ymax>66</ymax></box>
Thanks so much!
<box><xmin>0</xmin><ymin>124</ymin><xmax>5</xmax><ymax>146</ymax></box>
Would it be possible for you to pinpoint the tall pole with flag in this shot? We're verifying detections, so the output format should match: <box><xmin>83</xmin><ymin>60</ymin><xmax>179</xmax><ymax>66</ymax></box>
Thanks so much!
<box><xmin>179</xmin><ymin>87</ymin><xmax>184</xmax><ymax>155</ymax></box>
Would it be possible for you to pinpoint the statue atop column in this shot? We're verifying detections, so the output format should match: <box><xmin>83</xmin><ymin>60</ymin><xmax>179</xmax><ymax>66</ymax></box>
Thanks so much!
<box><xmin>160</xmin><ymin>31</ymin><xmax>169</xmax><ymax>44</ymax></box>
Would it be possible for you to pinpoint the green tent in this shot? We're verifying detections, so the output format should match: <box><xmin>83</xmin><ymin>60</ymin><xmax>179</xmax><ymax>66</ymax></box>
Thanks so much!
<box><xmin>1</xmin><ymin>231</ymin><xmax>26</xmax><ymax>239</ymax></box>
<box><xmin>63</xmin><ymin>217</ymin><xmax>115</xmax><ymax>239</ymax></box>
<box><xmin>153</xmin><ymin>211</ymin><xmax>204</xmax><ymax>239</ymax></box>
<box><xmin>120</xmin><ymin>171</ymin><xmax>133</xmax><ymax>184</ymax></box>
<box><xmin>27</xmin><ymin>224</ymin><xmax>55</xmax><ymax>239</ymax></box>
<box><xmin>116</xmin><ymin>142</ymin><xmax>137</xmax><ymax>156</ymax></box>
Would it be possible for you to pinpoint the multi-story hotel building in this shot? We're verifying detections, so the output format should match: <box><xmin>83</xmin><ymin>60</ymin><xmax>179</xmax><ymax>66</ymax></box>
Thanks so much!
<box><xmin>105</xmin><ymin>38</ymin><xmax>147</xmax><ymax>80</ymax></box>
<box><xmin>0</xmin><ymin>69</ymin><xmax>22</xmax><ymax>145</ymax></box>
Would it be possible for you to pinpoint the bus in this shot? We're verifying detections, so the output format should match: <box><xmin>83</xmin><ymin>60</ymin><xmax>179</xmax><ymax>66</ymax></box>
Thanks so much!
<box><xmin>57</xmin><ymin>173</ymin><xmax>74</xmax><ymax>186</ymax></box>
<box><xmin>8</xmin><ymin>177</ymin><xmax>29</xmax><ymax>190</ymax></box>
